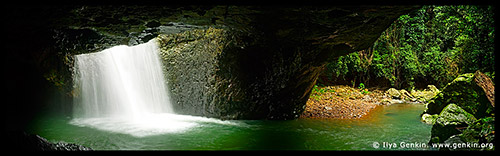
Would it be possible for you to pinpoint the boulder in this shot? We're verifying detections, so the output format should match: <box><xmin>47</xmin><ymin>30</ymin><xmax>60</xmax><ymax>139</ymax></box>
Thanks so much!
<box><xmin>459</xmin><ymin>117</ymin><xmax>495</xmax><ymax>147</ymax></box>
<box><xmin>423</xmin><ymin>72</ymin><xmax>494</xmax><ymax>119</ymax></box>
<box><xmin>399</xmin><ymin>89</ymin><xmax>414</xmax><ymax>101</ymax></box>
<box><xmin>379</xmin><ymin>98</ymin><xmax>392</xmax><ymax>105</ymax></box>
<box><xmin>411</xmin><ymin>85</ymin><xmax>440</xmax><ymax>103</ymax></box>
<box><xmin>386</xmin><ymin>88</ymin><xmax>401</xmax><ymax>99</ymax></box>
<box><xmin>423</xmin><ymin>72</ymin><xmax>495</xmax><ymax>150</ymax></box>
<box><xmin>421</xmin><ymin>113</ymin><xmax>439</xmax><ymax>124</ymax></box>
<box><xmin>427</xmin><ymin>85</ymin><xmax>440</xmax><ymax>94</ymax></box>
<box><xmin>429</xmin><ymin>104</ymin><xmax>476</xmax><ymax>144</ymax></box>
<box><xmin>432</xmin><ymin>115</ymin><xmax>495</xmax><ymax>151</ymax></box>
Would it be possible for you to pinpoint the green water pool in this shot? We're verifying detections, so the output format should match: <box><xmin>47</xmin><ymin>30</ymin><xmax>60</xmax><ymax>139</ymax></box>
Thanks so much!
<box><xmin>28</xmin><ymin>103</ymin><xmax>432</xmax><ymax>150</ymax></box>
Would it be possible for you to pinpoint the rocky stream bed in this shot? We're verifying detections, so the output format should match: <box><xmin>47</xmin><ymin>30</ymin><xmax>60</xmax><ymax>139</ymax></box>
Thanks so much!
<box><xmin>300</xmin><ymin>84</ymin><xmax>440</xmax><ymax>119</ymax></box>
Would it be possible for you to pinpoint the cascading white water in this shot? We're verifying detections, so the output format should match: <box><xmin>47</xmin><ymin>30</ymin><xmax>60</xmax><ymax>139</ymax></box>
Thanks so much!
<box><xmin>70</xmin><ymin>39</ymin><xmax>236</xmax><ymax>137</ymax></box>
<box><xmin>73</xmin><ymin>39</ymin><xmax>173</xmax><ymax>119</ymax></box>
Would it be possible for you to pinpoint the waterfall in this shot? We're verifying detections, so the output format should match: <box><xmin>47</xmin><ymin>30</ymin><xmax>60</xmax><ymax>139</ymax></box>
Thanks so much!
<box><xmin>70</xmin><ymin>39</ymin><xmax>236</xmax><ymax>137</ymax></box>
<box><xmin>72</xmin><ymin>39</ymin><xmax>173</xmax><ymax>119</ymax></box>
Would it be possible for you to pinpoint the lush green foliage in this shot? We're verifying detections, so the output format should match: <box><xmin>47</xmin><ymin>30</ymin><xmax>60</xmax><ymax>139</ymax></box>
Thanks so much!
<box><xmin>358</xmin><ymin>83</ymin><xmax>369</xmax><ymax>94</ymax></box>
<box><xmin>310</xmin><ymin>84</ymin><xmax>336</xmax><ymax>100</ymax></box>
<box><xmin>323</xmin><ymin>5</ymin><xmax>495</xmax><ymax>89</ymax></box>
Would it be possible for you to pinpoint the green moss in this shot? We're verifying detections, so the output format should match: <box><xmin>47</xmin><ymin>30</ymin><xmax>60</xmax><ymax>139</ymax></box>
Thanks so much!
<box><xmin>430</xmin><ymin>104</ymin><xmax>477</xmax><ymax>144</ymax></box>
<box><xmin>424</xmin><ymin>72</ymin><xmax>493</xmax><ymax>119</ymax></box>
<box><xmin>421</xmin><ymin>113</ymin><xmax>439</xmax><ymax>124</ymax></box>
<box><xmin>460</xmin><ymin>116</ymin><xmax>495</xmax><ymax>145</ymax></box>
<box><xmin>424</xmin><ymin>72</ymin><xmax>495</xmax><ymax>150</ymax></box>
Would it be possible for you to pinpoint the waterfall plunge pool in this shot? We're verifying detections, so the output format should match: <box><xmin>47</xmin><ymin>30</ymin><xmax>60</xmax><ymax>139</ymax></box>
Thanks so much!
<box><xmin>28</xmin><ymin>39</ymin><xmax>432</xmax><ymax>150</ymax></box>
<box><xmin>28</xmin><ymin>103</ymin><xmax>432</xmax><ymax>150</ymax></box>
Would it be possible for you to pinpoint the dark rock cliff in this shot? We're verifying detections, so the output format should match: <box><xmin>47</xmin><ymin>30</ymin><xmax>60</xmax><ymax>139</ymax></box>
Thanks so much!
<box><xmin>3</xmin><ymin>5</ymin><xmax>419</xmax><ymax>121</ymax></box>
<box><xmin>154</xmin><ymin>6</ymin><xmax>419</xmax><ymax>119</ymax></box>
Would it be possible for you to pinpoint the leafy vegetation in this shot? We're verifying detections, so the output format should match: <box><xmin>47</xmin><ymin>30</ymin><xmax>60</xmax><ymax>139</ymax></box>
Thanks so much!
<box><xmin>322</xmin><ymin>5</ymin><xmax>495</xmax><ymax>89</ymax></box>
<box><xmin>310</xmin><ymin>84</ymin><xmax>336</xmax><ymax>100</ymax></box>
<box><xmin>358</xmin><ymin>83</ymin><xmax>369</xmax><ymax>94</ymax></box>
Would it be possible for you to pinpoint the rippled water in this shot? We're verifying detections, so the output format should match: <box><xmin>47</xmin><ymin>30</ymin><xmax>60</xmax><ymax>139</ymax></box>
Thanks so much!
<box><xmin>28</xmin><ymin>103</ymin><xmax>432</xmax><ymax>150</ymax></box>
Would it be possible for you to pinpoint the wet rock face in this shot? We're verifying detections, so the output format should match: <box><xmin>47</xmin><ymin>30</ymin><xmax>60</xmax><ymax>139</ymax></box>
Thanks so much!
<box><xmin>157</xmin><ymin>28</ymin><xmax>233</xmax><ymax>117</ymax></box>
<box><xmin>6</xmin><ymin>5</ymin><xmax>419</xmax><ymax>120</ymax></box>
<box><xmin>152</xmin><ymin>6</ymin><xmax>417</xmax><ymax>119</ymax></box>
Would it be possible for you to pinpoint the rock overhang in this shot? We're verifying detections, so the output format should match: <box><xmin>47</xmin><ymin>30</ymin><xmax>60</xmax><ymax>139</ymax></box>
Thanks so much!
<box><xmin>5</xmin><ymin>5</ymin><xmax>422</xmax><ymax>120</ymax></box>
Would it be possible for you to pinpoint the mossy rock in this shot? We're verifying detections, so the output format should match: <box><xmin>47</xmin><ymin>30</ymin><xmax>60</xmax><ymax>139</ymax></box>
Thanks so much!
<box><xmin>421</xmin><ymin>113</ymin><xmax>439</xmax><ymax>124</ymax></box>
<box><xmin>460</xmin><ymin>117</ymin><xmax>495</xmax><ymax>147</ymax></box>
<box><xmin>423</xmin><ymin>73</ymin><xmax>493</xmax><ymax>119</ymax></box>
<box><xmin>411</xmin><ymin>85</ymin><xmax>440</xmax><ymax>102</ymax></box>
<box><xmin>435</xmin><ymin>116</ymin><xmax>495</xmax><ymax>151</ymax></box>
<box><xmin>430</xmin><ymin>104</ymin><xmax>477</xmax><ymax>144</ymax></box>
<box><xmin>386</xmin><ymin>88</ymin><xmax>401</xmax><ymax>99</ymax></box>
<box><xmin>398</xmin><ymin>89</ymin><xmax>414</xmax><ymax>101</ymax></box>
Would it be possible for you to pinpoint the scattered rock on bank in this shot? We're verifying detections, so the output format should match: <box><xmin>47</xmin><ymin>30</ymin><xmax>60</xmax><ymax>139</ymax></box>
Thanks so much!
<box><xmin>383</xmin><ymin>85</ymin><xmax>439</xmax><ymax>105</ymax></box>
<box><xmin>300</xmin><ymin>85</ymin><xmax>384</xmax><ymax>119</ymax></box>
<box><xmin>301</xmin><ymin>85</ymin><xmax>442</xmax><ymax>119</ymax></box>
